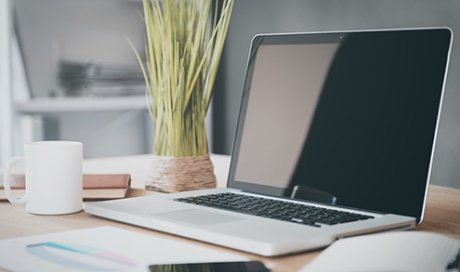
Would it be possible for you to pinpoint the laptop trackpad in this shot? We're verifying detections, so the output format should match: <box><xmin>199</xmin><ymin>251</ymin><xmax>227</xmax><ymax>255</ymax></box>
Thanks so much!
<box><xmin>152</xmin><ymin>209</ymin><xmax>244</xmax><ymax>226</ymax></box>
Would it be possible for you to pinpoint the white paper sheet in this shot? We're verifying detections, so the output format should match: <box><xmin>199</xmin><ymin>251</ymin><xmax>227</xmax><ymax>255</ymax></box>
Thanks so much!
<box><xmin>0</xmin><ymin>226</ymin><xmax>246</xmax><ymax>272</ymax></box>
<box><xmin>301</xmin><ymin>231</ymin><xmax>460</xmax><ymax>272</ymax></box>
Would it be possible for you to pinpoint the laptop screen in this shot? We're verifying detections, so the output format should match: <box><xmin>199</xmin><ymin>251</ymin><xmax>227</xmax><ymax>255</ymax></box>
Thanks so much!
<box><xmin>228</xmin><ymin>29</ymin><xmax>452</xmax><ymax>222</ymax></box>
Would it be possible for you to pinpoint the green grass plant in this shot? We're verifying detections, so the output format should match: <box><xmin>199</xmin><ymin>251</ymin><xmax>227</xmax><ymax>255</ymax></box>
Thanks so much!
<box><xmin>133</xmin><ymin>0</ymin><xmax>234</xmax><ymax>156</ymax></box>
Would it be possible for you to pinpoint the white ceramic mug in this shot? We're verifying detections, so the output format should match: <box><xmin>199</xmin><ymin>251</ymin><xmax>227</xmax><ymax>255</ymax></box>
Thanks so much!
<box><xmin>3</xmin><ymin>141</ymin><xmax>83</xmax><ymax>215</ymax></box>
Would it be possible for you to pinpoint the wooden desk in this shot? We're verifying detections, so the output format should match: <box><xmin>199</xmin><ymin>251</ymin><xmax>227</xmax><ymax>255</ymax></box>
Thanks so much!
<box><xmin>1</xmin><ymin>154</ymin><xmax>460</xmax><ymax>271</ymax></box>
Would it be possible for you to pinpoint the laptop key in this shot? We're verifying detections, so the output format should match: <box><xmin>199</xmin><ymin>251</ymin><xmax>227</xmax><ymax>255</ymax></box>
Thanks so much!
<box><xmin>174</xmin><ymin>193</ymin><xmax>374</xmax><ymax>227</ymax></box>
<box><xmin>290</xmin><ymin>217</ymin><xmax>320</xmax><ymax>227</ymax></box>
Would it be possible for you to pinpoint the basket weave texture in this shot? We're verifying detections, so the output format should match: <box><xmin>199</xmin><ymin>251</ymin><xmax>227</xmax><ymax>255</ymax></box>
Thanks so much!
<box><xmin>145</xmin><ymin>154</ymin><xmax>217</xmax><ymax>193</ymax></box>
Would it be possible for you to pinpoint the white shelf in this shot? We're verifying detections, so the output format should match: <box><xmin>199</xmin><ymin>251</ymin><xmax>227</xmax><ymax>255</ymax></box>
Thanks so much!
<box><xmin>14</xmin><ymin>95</ymin><xmax>149</xmax><ymax>114</ymax></box>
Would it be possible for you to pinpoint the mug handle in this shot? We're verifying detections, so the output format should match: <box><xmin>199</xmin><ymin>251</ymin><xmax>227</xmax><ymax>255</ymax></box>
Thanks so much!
<box><xmin>3</xmin><ymin>156</ymin><xmax>28</xmax><ymax>205</ymax></box>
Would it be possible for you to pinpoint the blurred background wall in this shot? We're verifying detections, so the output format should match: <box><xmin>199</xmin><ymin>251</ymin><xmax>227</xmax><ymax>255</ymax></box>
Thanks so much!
<box><xmin>7</xmin><ymin>0</ymin><xmax>152</xmax><ymax>159</ymax></box>
<box><xmin>3</xmin><ymin>0</ymin><xmax>459</xmax><ymax>189</ymax></box>
<box><xmin>212</xmin><ymin>0</ymin><xmax>460</xmax><ymax>188</ymax></box>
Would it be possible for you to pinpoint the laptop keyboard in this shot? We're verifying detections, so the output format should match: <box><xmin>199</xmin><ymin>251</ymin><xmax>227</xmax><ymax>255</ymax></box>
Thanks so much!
<box><xmin>175</xmin><ymin>193</ymin><xmax>373</xmax><ymax>228</ymax></box>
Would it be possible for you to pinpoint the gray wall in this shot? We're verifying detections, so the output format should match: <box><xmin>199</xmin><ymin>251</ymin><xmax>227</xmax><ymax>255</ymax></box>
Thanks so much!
<box><xmin>212</xmin><ymin>0</ymin><xmax>460</xmax><ymax>189</ymax></box>
<box><xmin>42</xmin><ymin>111</ymin><xmax>151</xmax><ymax>158</ymax></box>
<box><xmin>12</xmin><ymin>0</ymin><xmax>150</xmax><ymax>159</ymax></box>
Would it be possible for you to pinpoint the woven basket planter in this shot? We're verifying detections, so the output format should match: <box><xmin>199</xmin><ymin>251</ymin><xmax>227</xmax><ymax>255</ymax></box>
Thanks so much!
<box><xmin>145</xmin><ymin>154</ymin><xmax>217</xmax><ymax>193</ymax></box>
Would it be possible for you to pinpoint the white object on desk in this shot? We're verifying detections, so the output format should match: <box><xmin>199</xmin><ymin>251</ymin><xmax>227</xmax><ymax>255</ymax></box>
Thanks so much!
<box><xmin>301</xmin><ymin>231</ymin><xmax>460</xmax><ymax>272</ymax></box>
<box><xmin>3</xmin><ymin>141</ymin><xmax>83</xmax><ymax>215</ymax></box>
<box><xmin>0</xmin><ymin>226</ymin><xmax>246</xmax><ymax>272</ymax></box>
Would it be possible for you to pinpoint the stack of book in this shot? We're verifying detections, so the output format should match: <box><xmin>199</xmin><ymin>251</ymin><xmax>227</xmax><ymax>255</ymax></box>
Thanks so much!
<box><xmin>0</xmin><ymin>174</ymin><xmax>131</xmax><ymax>200</ymax></box>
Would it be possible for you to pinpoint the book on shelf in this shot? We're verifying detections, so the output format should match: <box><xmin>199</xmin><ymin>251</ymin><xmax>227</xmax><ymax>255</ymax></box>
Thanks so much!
<box><xmin>0</xmin><ymin>174</ymin><xmax>131</xmax><ymax>200</ymax></box>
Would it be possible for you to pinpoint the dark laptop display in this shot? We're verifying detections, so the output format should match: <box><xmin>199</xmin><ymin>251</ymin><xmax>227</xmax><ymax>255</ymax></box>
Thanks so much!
<box><xmin>228</xmin><ymin>29</ymin><xmax>452</xmax><ymax>222</ymax></box>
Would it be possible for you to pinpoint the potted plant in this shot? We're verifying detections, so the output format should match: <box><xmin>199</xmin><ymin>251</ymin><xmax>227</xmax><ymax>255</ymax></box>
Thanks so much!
<box><xmin>133</xmin><ymin>0</ymin><xmax>234</xmax><ymax>192</ymax></box>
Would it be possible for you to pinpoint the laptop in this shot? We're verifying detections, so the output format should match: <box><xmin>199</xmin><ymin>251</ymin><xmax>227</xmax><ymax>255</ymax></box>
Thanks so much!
<box><xmin>85</xmin><ymin>28</ymin><xmax>452</xmax><ymax>256</ymax></box>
